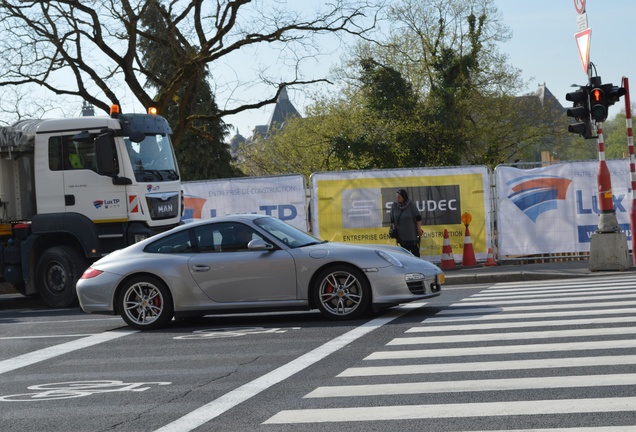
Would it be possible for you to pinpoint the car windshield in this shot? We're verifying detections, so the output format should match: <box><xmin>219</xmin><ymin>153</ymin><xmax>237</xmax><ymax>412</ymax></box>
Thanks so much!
<box><xmin>254</xmin><ymin>217</ymin><xmax>324</xmax><ymax>248</ymax></box>
<box><xmin>125</xmin><ymin>134</ymin><xmax>179</xmax><ymax>181</ymax></box>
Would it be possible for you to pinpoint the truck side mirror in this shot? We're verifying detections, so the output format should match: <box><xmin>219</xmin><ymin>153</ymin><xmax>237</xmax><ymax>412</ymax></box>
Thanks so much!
<box><xmin>94</xmin><ymin>134</ymin><xmax>118</xmax><ymax>176</ymax></box>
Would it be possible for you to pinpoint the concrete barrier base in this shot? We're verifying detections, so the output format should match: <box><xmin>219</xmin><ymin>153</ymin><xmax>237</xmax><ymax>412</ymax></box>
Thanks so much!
<box><xmin>590</xmin><ymin>231</ymin><xmax>631</xmax><ymax>272</ymax></box>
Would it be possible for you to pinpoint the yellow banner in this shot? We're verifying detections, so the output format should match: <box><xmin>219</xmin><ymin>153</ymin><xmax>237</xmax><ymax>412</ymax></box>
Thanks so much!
<box><xmin>311</xmin><ymin>168</ymin><xmax>490</xmax><ymax>261</ymax></box>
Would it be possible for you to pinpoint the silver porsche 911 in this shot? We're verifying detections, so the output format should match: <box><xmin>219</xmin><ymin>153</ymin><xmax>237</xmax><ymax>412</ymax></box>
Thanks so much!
<box><xmin>77</xmin><ymin>214</ymin><xmax>443</xmax><ymax>330</ymax></box>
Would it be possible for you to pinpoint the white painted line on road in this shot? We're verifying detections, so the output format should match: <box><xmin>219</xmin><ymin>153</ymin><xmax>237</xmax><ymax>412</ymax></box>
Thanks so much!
<box><xmin>0</xmin><ymin>330</ymin><xmax>137</xmax><ymax>375</ymax></box>
<box><xmin>305</xmin><ymin>373</ymin><xmax>636</xmax><ymax>398</ymax></box>
<box><xmin>485</xmin><ymin>277</ymin><xmax>636</xmax><ymax>291</ymax></box>
<box><xmin>390</xmin><ymin>326</ymin><xmax>636</xmax><ymax>345</ymax></box>
<box><xmin>490</xmin><ymin>276</ymin><xmax>636</xmax><ymax>289</ymax></box>
<box><xmin>152</xmin><ymin>302</ymin><xmax>427</xmax><ymax>432</ymax></box>
<box><xmin>467</xmin><ymin>428</ymin><xmax>636</xmax><ymax>432</ymax></box>
<box><xmin>0</xmin><ymin>334</ymin><xmax>98</xmax><ymax>340</ymax></box>
<box><xmin>408</xmin><ymin>315</ymin><xmax>636</xmax><ymax>332</ymax></box>
<box><xmin>440</xmin><ymin>299</ymin><xmax>636</xmax><ymax>313</ymax></box>
<box><xmin>339</xmin><ymin>354</ymin><xmax>636</xmax><ymax>377</ymax></box>
<box><xmin>459</xmin><ymin>292</ymin><xmax>636</xmax><ymax>305</ymax></box>
<box><xmin>0</xmin><ymin>317</ymin><xmax>122</xmax><ymax>326</ymax></box>
<box><xmin>426</xmin><ymin>306</ymin><xmax>636</xmax><ymax>322</ymax></box>
<box><xmin>366</xmin><ymin>339</ymin><xmax>636</xmax><ymax>360</ymax></box>
<box><xmin>473</xmin><ymin>285</ymin><xmax>635</xmax><ymax>297</ymax></box>
<box><xmin>263</xmin><ymin>397</ymin><xmax>636</xmax><ymax>424</ymax></box>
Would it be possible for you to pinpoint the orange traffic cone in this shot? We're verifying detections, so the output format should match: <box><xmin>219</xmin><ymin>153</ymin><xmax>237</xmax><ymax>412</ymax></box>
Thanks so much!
<box><xmin>462</xmin><ymin>225</ymin><xmax>478</xmax><ymax>267</ymax></box>
<box><xmin>484</xmin><ymin>247</ymin><xmax>497</xmax><ymax>267</ymax></box>
<box><xmin>439</xmin><ymin>229</ymin><xmax>457</xmax><ymax>270</ymax></box>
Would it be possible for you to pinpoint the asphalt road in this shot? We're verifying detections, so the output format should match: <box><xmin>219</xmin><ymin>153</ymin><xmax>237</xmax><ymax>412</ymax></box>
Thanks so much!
<box><xmin>2</xmin><ymin>274</ymin><xmax>636</xmax><ymax>431</ymax></box>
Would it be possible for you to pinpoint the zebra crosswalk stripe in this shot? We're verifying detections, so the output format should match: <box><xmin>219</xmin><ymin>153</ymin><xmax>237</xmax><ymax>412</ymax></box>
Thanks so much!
<box><xmin>264</xmin><ymin>397</ymin><xmax>636</xmax><ymax>424</ymax></box>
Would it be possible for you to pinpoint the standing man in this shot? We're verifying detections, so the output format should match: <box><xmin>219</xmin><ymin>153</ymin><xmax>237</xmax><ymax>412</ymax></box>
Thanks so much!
<box><xmin>390</xmin><ymin>189</ymin><xmax>423</xmax><ymax>257</ymax></box>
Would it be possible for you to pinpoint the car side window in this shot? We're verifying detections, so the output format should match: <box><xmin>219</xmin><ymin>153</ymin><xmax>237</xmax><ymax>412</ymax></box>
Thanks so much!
<box><xmin>145</xmin><ymin>230</ymin><xmax>193</xmax><ymax>254</ymax></box>
<box><xmin>216</xmin><ymin>223</ymin><xmax>264</xmax><ymax>252</ymax></box>
<box><xmin>194</xmin><ymin>225</ymin><xmax>223</xmax><ymax>253</ymax></box>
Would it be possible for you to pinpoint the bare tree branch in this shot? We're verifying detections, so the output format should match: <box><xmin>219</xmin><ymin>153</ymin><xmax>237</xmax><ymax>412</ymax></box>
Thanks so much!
<box><xmin>0</xmin><ymin>0</ymin><xmax>382</xmax><ymax>146</ymax></box>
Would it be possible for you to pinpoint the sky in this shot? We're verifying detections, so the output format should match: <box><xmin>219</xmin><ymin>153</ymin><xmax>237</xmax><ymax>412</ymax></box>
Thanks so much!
<box><xmin>223</xmin><ymin>0</ymin><xmax>636</xmax><ymax>141</ymax></box>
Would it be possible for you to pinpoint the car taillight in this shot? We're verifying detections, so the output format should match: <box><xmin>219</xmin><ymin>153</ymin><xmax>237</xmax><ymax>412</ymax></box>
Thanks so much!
<box><xmin>81</xmin><ymin>268</ymin><xmax>103</xmax><ymax>279</ymax></box>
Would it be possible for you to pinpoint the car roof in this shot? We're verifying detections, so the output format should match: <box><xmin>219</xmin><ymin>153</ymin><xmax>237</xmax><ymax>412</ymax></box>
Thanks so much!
<box><xmin>180</xmin><ymin>213</ymin><xmax>269</xmax><ymax>229</ymax></box>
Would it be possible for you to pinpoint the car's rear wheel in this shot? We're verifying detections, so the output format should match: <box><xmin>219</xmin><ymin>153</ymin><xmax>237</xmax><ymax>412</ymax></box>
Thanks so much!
<box><xmin>118</xmin><ymin>276</ymin><xmax>174</xmax><ymax>330</ymax></box>
<box><xmin>313</xmin><ymin>265</ymin><xmax>371</xmax><ymax>320</ymax></box>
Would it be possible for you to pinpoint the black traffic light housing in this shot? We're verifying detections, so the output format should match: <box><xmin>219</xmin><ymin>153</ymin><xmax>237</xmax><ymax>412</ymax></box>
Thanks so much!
<box><xmin>565</xmin><ymin>76</ymin><xmax>626</xmax><ymax>138</ymax></box>
<box><xmin>605</xmin><ymin>84</ymin><xmax>627</xmax><ymax>108</ymax></box>
<box><xmin>566</xmin><ymin>86</ymin><xmax>593</xmax><ymax>139</ymax></box>
<box><xmin>587</xmin><ymin>76</ymin><xmax>626</xmax><ymax>123</ymax></box>
<box><xmin>589</xmin><ymin>86</ymin><xmax>607</xmax><ymax>122</ymax></box>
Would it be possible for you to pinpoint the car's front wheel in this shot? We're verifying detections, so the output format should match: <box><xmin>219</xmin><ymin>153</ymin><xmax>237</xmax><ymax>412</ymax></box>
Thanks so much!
<box><xmin>313</xmin><ymin>265</ymin><xmax>371</xmax><ymax>320</ymax></box>
<box><xmin>118</xmin><ymin>276</ymin><xmax>174</xmax><ymax>330</ymax></box>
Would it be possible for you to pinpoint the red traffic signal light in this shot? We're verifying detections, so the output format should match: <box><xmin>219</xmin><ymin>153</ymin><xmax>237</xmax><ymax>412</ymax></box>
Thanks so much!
<box><xmin>590</xmin><ymin>88</ymin><xmax>603</xmax><ymax>102</ymax></box>
<box><xmin>589</xmin><ymin>87</ymin><xmax>607</xmax><ymax>122</ymax></box>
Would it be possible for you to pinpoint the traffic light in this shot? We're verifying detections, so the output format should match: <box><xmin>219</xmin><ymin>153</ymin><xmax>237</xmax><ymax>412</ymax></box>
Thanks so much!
<box><xmin>565</xmin><ymin>86</ymin><xmax>593</xmax><ymax>138</ymax></box>
<box><xmin>587</xmin><ymin>77</ymin><xmax>626</xmax><ymax>123</ymax></box>
<box><xmin>589</xmin><ymin>86</ymin><xmax>607</xmax><ymax>122</ymax></box>
<box><xmin>605</xmin><ymin>84</ymin><xmax>626</xmax><ymax>108</ymax></box>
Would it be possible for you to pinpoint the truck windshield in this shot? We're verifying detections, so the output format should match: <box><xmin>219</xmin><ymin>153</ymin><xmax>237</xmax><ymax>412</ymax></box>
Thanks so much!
<box><xmin>125</xmin><ymin>134</ymin><xmax>179</xmax><ymax>181</ymax></box>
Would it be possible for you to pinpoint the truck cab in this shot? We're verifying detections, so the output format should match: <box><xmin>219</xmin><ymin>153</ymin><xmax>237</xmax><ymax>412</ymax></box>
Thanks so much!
<box><xmin>0</xmin><ymin>106</ymin><xmax>182</xmax><ymax>307</ymax></box>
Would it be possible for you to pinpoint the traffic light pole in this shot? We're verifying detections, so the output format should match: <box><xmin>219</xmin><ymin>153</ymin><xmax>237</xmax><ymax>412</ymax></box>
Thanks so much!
<box><xmin>624</xmin><ymin>77</ymin><xmax>636</xmax><ymax>265</ymax></box>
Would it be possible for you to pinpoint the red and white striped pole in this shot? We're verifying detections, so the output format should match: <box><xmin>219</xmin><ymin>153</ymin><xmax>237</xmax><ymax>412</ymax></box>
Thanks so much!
<box><xmin>596</xmin><ymin>126</ymin><xmax>615</xmax><ymax>216</ymax></box>
<box><xmin>595</xmin><ymin>123</ymin><xmax>620</xmax><ymax>232</ymax></box>
<box><xmin>624</xmin><ymin>77</ymin><xmax>636</xmax><ymax>264</ymax></box>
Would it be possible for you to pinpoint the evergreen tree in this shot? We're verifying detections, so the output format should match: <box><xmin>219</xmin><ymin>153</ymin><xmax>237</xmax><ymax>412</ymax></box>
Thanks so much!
<box><xmin>138</xmin><ymin>1</ymin><xmax>242</xmax><ymax>180</ymax></box>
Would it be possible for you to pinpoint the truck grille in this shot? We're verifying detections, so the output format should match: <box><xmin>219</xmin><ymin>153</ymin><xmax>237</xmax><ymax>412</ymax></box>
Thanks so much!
<box><xmin>146</xmin><ymin>193</ymin><xmax>179</xmax><ymax>220</ymax></box>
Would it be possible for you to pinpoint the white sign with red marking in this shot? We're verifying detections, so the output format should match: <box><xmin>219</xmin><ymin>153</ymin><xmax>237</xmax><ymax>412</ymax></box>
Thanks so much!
<box><xmin>575</xmin><ymin>28</ymin><xmax>591</xmax><ymax>73</ymax></box>
<box><xmin>574</xmin><ymin>0</ymin><xmax>585</xmax><ymax>14</ymax></box>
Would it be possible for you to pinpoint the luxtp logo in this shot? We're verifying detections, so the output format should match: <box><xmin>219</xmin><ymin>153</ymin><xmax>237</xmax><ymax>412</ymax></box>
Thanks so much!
<box><xmin>507</xmin><ymin>175</ymin><xmax>572</xmax><ymax>222</ymax></box>
<box><xmin>93</xmin><ymin>200</ymin><xmax>104</xmax><ymax>209</ymax></box>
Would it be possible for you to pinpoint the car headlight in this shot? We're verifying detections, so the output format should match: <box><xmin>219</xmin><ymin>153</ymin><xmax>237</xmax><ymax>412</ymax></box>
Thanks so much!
<box><xmin>376</xmin><ymin>250</ymin><xmax>403</xmax><ymax>267</ymax></box>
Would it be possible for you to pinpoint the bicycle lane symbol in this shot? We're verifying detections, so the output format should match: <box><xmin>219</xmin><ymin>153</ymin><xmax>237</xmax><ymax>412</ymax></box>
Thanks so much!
<box><xmin>0</xmin><ymin>380</ymin><xmax>171</xmax><ymax>402</ymax></box>
<box><xmin>173</xmin><ymin>327</ymin><xmax>302</xmax><ymax>340</ymax></box>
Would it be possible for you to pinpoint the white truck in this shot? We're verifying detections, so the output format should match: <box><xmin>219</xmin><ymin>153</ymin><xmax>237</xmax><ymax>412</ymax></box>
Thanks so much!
<box><xmin>0</xmin><ymin>105</ymin><xmax>182</xmax><ymax>307</ymax></box>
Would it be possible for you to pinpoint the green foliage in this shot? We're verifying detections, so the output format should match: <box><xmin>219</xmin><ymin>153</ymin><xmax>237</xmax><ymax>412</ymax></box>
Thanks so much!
<box><xmin>138</xmin><ymin>2</ymin><xmax>241</xmax><ymax>181</ymax></box>
<box><xmin>604</xmin><ymin>110</ymin><xmax>630</xmax><ymax>159</ymax></box>
<box><xmin>239</xmin><ymin>0</ymin><xmax>573</xmax><ymax>176</ymax></box>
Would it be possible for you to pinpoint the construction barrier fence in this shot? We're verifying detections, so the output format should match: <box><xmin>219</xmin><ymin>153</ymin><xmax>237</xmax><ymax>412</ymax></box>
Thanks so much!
<box><xmin>183</xmin><ymin>160</ymin><xmax>634</xmax><ymax>264</ymax></box>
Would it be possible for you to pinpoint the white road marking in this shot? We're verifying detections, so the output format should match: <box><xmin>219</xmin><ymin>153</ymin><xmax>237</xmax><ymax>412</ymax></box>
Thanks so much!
<box><xmin>465</xmin><ymin>428</ymin><xmax>636</xmax><ymax>432</ymax></box>
<box><xmin>472</xmin><ymin>285</ymin><xmax>635</xmax><ymax>298</ymax></box>
<box><xmin>0</xmin><ymin>330</ymin><xmax>137</xmax><ymax>375</ymax></box>
<box><xmin>264</xmin><ymin>397</ymin><xmax>636</xmax><ymax>424</ymax></box>
<box><xmin>438</xmin><ymin>299</ymin><xmax>636</xmax><ymax>313</ymax></box>
<box><xmin>338</xmin><ymin>355</ymin><xmax>636</xmax><ymax>377</ymax></box>
<box><xmin>488</xmin><ymin>276</ymin><xmax>636</xmax><ymax>289</ymax></box>
<box><xmin>389</xmin><ymin>326</ymin><xmax>636</xmax><ymax>345</ymax></box>
<box><xmin>0</xmin><ymin>318</ymin><xmax>122</xmax><ymax>326</ymax></box>
<box><xmin>305</xmin><ymin>373</ymin><xmax>636</xmax><ymax>398</ymax></box>
<box><xmin>426</xmin><ymin>306</ymin><xmax>636</xmax><ymax>322</ymax></box>
<box><xmin>0</xmin><ymin>334</ymin><xmax>98</xmax><ymax>340</ymax></box>
<box><xmin>459</xmin><ymin>292</ymin><xmax>636</xmax><ymax>305</ymax></box>
<box><xmin>481</xmin><ymin>277</ymin><xmax>636</xmax><ymax>292</ymax></box>
<box><xmin>152</xmin><ymin>303</ymin><xmax>427</xmax><ymax>432</ymax></box>
<box><xmin>366</xmin><ymin>339</ymin><xmax>636</xmax><ymax>360</ymax></box>
<box><xmin>408</xmin><ymin>315</ymin><xmax>636</xmax><ymax>331</ymax></box>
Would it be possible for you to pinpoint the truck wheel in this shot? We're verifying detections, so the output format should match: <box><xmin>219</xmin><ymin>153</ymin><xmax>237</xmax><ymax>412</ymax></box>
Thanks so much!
<box><xmin>37</xmin><ymin>246</ymin><xmax>87</xmax><ymax>308</ymax></box>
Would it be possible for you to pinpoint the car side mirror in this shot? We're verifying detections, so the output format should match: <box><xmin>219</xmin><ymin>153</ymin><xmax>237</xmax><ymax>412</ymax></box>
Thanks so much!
<box><xmin>247</xmin><ymin>239</ymin><xmax>274</xmax><ymax>251</ymax></box>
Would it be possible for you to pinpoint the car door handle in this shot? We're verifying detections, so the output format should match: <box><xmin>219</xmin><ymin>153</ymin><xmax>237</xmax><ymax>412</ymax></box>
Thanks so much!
<box><xmin>192</xmin><ymin>265</ymin><xmax>210</xmax><ymax>272</ymax></box>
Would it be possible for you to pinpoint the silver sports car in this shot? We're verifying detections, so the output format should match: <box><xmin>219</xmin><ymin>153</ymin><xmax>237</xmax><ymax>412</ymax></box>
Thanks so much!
<box><xmin>77</xmin><ymin>214</ymin><xmax>443</xmax><ymax>330</ymax></box>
